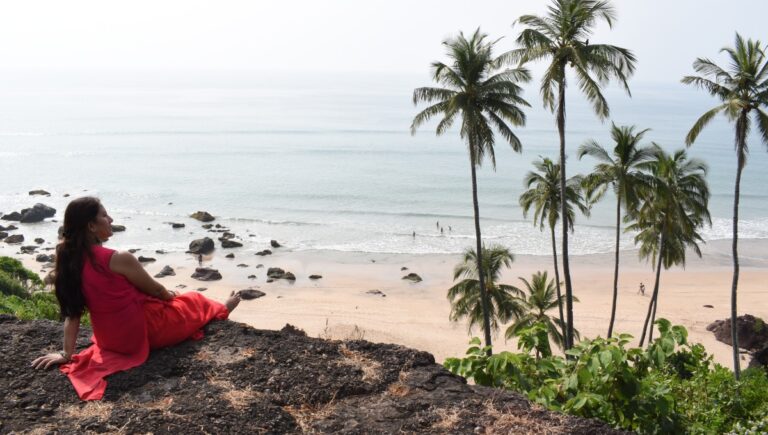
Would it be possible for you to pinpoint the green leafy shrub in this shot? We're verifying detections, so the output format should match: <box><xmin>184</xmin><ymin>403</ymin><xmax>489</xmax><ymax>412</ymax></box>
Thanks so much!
<box><xmin>0</xmin><ymin>271</ymin><xmax>29</xmax><ymax>297</ymax></box>
<box><xmin>445</xmin><ymin>319</ymin><xmax>768</xmax><ymax>433</ymax></box>
<box><xmin>0</xmin><ymin>256</ymin><xmax>44</xmax><ymax>289</ymax></box>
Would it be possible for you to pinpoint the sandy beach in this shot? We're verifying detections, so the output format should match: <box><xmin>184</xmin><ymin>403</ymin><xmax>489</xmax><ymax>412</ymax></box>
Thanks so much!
<box><xmin>3</xmin><ymin>233</ymin><xmax>766</xmax><ymax>368</ymax></box>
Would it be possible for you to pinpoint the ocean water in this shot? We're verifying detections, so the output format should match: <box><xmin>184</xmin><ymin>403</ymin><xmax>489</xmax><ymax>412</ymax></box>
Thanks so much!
<box><xmin>0</xmin><ymin>70</ymin><xmax>766</xmax><ymax>256</ymax></box>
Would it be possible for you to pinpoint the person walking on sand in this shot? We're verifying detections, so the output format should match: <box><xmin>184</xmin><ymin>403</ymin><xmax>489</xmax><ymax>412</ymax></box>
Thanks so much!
<box><xmin>638</xmin><ymin>282</ymin><xmax>645</xmax><ymax>296</ymax></box>
<box><xmin>31</xmin><ymin>197</ymin><xmax>241</xmax><ymax>401</ymax></box>
<box><xmin>436</xmin><ymin>220</ymin><xmax>439</xmax><ymax>229</ymax></box>
<box><xmin>197</xmin><ymin>253</ymin><xmax>203</xmax><ymax>267</ymax></box>
<box><xmin>412</xmin><ymin>231</ymin><xmax>416</xmax><ymax>238</ymax></box>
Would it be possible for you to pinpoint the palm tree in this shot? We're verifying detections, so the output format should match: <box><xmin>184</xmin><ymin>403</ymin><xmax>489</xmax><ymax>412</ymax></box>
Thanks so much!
<box><xmin>447</xmin><ymin>244</ymin><xmax>524</xmax><ymax>335</ymax></box>
<box><xmin>682</xmin><ymin>33</ymin><xmax>768</xmax><ymax>379</ymax></box>
<box><xmin>504</xmin><ymin>271</ymin><xmax>576</xmax><ymax>351</ymax></box>
<box><xmin>411</xmin><ymin>29</ymin><xmax>530</xmax><ymax>352</ymax></box>
<box><xmin>627</xmin><ymin>146</ymin><xmax>710</xmax><ymax>347</ymax></box>
<box><xmin>518</xmin><ymin>157</ymin><xmax>589</xmax><ymax>341</ymax></box>
<box><xmin>578</xmin><ymin>124</ymin><xmax>654</xmax><ymax>338</ymax></box>
<box><xmin>506</xmin><ymin>0</ymin><xmax>636</xmax><ymax>349</ymax></box>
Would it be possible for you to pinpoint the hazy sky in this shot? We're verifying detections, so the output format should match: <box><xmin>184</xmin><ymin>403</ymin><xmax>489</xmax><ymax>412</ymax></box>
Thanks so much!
<box><xmin>0</xmin><ymin>1</ymin><xmax>765</xmax><ymax>83</ymax></box>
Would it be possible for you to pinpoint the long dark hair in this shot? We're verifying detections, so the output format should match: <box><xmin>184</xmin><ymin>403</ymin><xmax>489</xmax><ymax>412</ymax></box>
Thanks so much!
<box><xmin>55</xmin><ymin>196</ymin><xmax>102</xmax><ymax>318</ymax></box>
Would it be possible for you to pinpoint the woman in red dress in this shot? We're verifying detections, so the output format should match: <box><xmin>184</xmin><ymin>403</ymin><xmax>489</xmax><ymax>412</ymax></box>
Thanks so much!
<box><xmin>31</xmin><ymin>197</ymin><xmax>241</xmax><ymax>400</ymax></box>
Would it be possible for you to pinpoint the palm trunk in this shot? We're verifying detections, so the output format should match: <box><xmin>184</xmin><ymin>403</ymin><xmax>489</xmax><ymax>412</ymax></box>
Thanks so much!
<box><xmin>640</xmin><ymin>235</ymin><xmax>664</xmax><ymax>347</ymax></box>
<box><xmin>550</xmin><ymin>225</ymin><xmax>566</xmax><ymax>343</ymax></box>
<box><xmin>649</xmin><ymin>279</ymin><xmax>660</xmax><ymax>343</ymax></box>
<box><xmin>470</xmin><ymin>156</ymin><xmax>492</xmax><ymax>355</ymax></box>
<box><xmin>557</xmin><ymin>78</ymin><xmax>574</xmax><ymax>350</ymax></box>
<box><xmin>607</xmin><ymin>199</ymin><xmax>621</xmax><ymax>338</ymax></box>
<box><xmin>731</xmin><ymin>118</ymin><xmax>746</xmax><ymax>380</ymax></box>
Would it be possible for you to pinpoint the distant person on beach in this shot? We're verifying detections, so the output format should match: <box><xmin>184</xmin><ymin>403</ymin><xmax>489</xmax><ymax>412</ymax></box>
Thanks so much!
<box><xmin>436</xmin><ymin>220</ymin><xmax>439</xmax><ymax>229</ymax></box>
<box><xmin>638</xmin><ymin>282</ymin><xmax>645</xmax><ymax>296</ymax></box>
<box><xmin>197</xmin><ymin>253</ymin><xmax>203</xmax><ymax>267</ymax></box>
<box><xmin>412</xmin><ymin>231</ymin><xmax>416</xmax><ymax>238</ymax></box>
<box><xmin>31</xmin><ymin>197</ymin><xmax>241</xmax><ymax>401</ymax></box>
<box><xmin>440</xmin><ymin>227</ymin><xmax>444</xmax><ymax>235</ymax></box>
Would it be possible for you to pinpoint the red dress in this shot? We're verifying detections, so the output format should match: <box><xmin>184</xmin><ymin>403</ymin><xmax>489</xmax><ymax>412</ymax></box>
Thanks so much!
<box><xmin>59</xmin><ymin>245</ymin><xmax>229</xmax><ymax>400</ymax></box>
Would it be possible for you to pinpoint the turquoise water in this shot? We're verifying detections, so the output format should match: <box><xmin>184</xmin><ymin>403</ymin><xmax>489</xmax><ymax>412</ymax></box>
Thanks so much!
<box><xmin>0</xmin><ymin>71</ymin><xmax>766</xmax><ymax>255</ymax></box>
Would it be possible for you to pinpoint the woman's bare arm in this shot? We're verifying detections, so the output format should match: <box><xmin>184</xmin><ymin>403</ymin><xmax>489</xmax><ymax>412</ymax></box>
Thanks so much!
<box><xmin>31</xmin><ymin>316</ymin><xmax>80</xmax><ymax>369</ymax></box>
<box><xmin>109</xmin><ymin>251</ymin><xmax>175</xmax><ymax>300</ymax></box>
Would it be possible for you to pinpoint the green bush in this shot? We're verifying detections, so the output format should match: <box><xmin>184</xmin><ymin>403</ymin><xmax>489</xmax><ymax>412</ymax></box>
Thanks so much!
<box><xmin>0</xmin><ymin>256</ymin><xmax>44</xmax><ymax>289</ymax></box>
<box><xmin>445</xmin><ymin>319</ymin><xmax>768</xmax><ymax>434</ymax></box>
<box><xmin>0</xmin><ymin>270</ymin><xmax>29</xmax><ymax>297</ymax></box>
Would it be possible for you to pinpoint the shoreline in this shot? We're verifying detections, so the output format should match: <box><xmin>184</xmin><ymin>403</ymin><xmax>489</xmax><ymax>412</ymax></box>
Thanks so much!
<box><xmin>2</xmin><ymin>231</ymin><xmax>766</xmax><ymax>368</ymax></box>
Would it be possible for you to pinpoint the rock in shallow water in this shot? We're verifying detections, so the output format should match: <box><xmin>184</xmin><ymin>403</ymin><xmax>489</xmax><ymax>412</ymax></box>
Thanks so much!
<box><xmin>190</xmin><ymin>211</ymin><xmax>215</xmax><ymax>222</ymax></box>
<box><xmin>188</xmin><ymin>237</ymin><xmax>215</xmax><ymax>255</ymax></box>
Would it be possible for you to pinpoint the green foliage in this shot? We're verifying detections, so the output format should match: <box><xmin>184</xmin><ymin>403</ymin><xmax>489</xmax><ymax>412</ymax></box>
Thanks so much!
<box><xmin>0</xmin><ymin>256</ymin><xmax>44</xmax><ymax>290</ymax></box>
<box><xmin>445</xmin><ymin>319</ymin><xmax>768</xmax><ymax>433</ymax></box>
<box><xmin>0</xmin><ymin>292</ymin><xmax>60</xmax><ymax>321</ymax></box>
<box><xmin>0</xmin><ymin>271</ymin><xmax>28</xmax><ymax>298</ymax></box>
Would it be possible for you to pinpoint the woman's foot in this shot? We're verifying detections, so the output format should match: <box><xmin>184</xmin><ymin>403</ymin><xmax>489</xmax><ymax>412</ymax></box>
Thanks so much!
<box><xmin>225</xmin><ymin>291</ymin><xmax>241</xmax><ymax>313</ymax></box>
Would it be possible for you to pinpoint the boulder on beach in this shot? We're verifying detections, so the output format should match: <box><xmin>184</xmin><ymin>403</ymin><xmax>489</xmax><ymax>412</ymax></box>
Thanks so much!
<box><xmin>255</xmin><ymin>249</ymin><xmax>272</xmax><ymax>256</ymax></box>
<box><xmin>34</xmin><ymin>238</ymin><xmax>44</xmax><ymax>244</ymax></box>
<box><xmin>247</xmin><ymin>274</ymin><xmax>257</xmax><ymax>279</ymax></box>
<box><xmin>111</xmin><ymin>224</ymin><xmax>126</xmax><ymax>232</ymax></box>
<box><xmin>4</xmin><ymin>234</ymin><xmax>24</xmax><ymax>244</ymax></box>
<box><xmin>237</xmin><ymin>289</ymin><xmax>266</xmax><ymax>300</ymax></box>
<box><xmin>2</xmin><ymin>212</ymin><xmax>22</xmax><ymax>221</ymax></box>
<box><xmin>0</xmin><ymin>225</ymin><xmax>14</xmax><ymax>231</ymax></box>
<box><xmin>221</xmin><ymin>240</ymin><xmax>243</xmax><ymax>249</ymax></box>
<box><xmin>171</xmin><ymin>222</ymin><xmax>185</xmax><ymax>229</ymax></box>
<box><xmin>155</xmin><ymin>250</ymin><xmax>167</xmax><ymax>254</ymax></box>
<box><xmin>190</xmin><ymin>211</ymin><xmax>215</xmax><ymax>222</ymax></box>
<box><xmin>402</xmin><ymin>272</ymin><xmax>423</xmax><ymax>283</ymax></box>
<box><xmin>19</xmin><ymin>204</ymin><xmax>56</xmax><ymax>223</ymax></box>
<box><xmin>270</xmin><ymin>239</ymin><xmax>281</xmax><ymax>248</ymax></box>
<box><xmin>283</xmin><ymin>272</ymin><xmax>296</xmax><ymax>281</ymax></box>
<box><xmin>237</xmin><ymin>264</ymin><xmax>249</xmax><ymax>268</ymax></box>
<box><xmin>0</xmin><ymin>232</ymin><xmax>7</xmax><ymax>240</ymax></box>
<box><xmin>20</xmin><ymin>246</ymin><xmax>38</xmax><ymax>254</ymax></box>
<box><xmin>191</xmin><ymin>267</ymin><xmax>222</xmax><ymax>281</ymax></box>
<box><xmin>401</xmin><ymin>267</ymin><xmax>408</xmax><ymax>271</ymax></box>
<box><xmin>201</xmin><ymin>224</ymin><xmax>213</xmax><ymax>229</ymax></box>
<box><xmin>707</xmin><ymin>314</ymin><xmax>768</xmax><ymax>351</ymax></box>
<box><xmin>219</xmin><ymin>232</ymin><xmax>235</xmax><ymax>240</ymax></box>
<box><xmin>137</xmin><ymin>256</ymin><xmax>156</xmax><ymax>263</ymax></box>
<box><xmin>225</xmin><ymin>253</ymin><xmax>235</xmax><ymax>259</ymax></box>
<box><xmin>267</xmin><ymin>267</ymin><xmax>285</xmax><ymax>279</ymax></box>
<box><xmin>366</xmin><ymin>289</ymin><xmax>386</xmax><ymax>297</ymax></box>
<box><xmin>36</xmin><ymin>254</ymin><xmax>55</xmax><ymax>263</ymax></box>
<box><xmin>188</xmin><ymin>237</ymin><xmax>215</xmax><ymax>255</ymax></box>
<box><xmin>128</xmin><ymin>248</ymin><xmax>140</xmax><ymax>254</ymax></box>
<box><xmin>309</xmin><ymin>274</ymin><xmax>322</xmax><ymax>280</ymax></box>
<box><xmin>154</xmin><ymin>265</ymin><xmax>176</xmax><ymax>278</ymax></box>
<box><xmin>28</xmin><ymin>190</ymin><xmax>50</xmax><ymax>196</ymax></box>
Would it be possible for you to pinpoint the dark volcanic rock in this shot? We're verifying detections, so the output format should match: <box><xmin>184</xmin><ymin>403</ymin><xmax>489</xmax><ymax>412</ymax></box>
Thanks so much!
<box><xmin>2</xmin><ymin>211</ymin><xmax>22</xmax><ymax>221</ymax></box>
<box><xmin>29</xmin><ymin>189</ymin><xmax>51</xmax><ymax>196</ymax></box>
<box><xmin>283</xmin><ymin>272</ymin><xmax>296</xmax><ymax>281</ymax></box>
<box><xmin>128</xmin><ymin>248</ymin><xmax>140</xmax><ymax>254</ymax></box>
<box><xmin>225</xmin><ymin>253</ymin><xmax>235</xmax><ymax>259</ymax></box>
<box><xmin>221</xmin><ymin>239</ymin><xmax>243</xmax><ymax>248</ymax></box>
<box><xmin>255</xmin><ymin>249</ymin><xmax>272</xmax><ymax>256</ymax></box>
<box><xmin>4</xmin><ymin>234</ymin><xmax>24</xmax><ymax>244</ymax></box>
<box><xmin>270</xmin><ymin>239</ymin><xmax>281</xmax><ymax>248</ymax></box>
<box><xmin>191</xmin><ymin>267</ymin><xmax>222</xmax><ymax>281</ymax></box>
<box><xmin>237</xmin><ymin>289</ymin><xmax>266</xmax><ymax>300</ymax></box>
<box><xmin>0</xmin><ymin>231</ymin><xmax>7</xmax><ymax>240</ymax></box>
<box><xmin>309</xmin><ymin>274</ymin><xmax>322</xmax><ymax>280</ymax></box>
<box><xmin>267</xmin><ymin>267</ymin><xmax>285</xmax><ymax>279</ymax></box>
<box><xmin>154</xmin><ymin>265</ymin><xmax>176</xmax><ymax>278</ymax></box>
<box><xmin>366</xmin><ymin>289</ymin><xmax>386</xmax><ymax>297</ymax></box>
<box><xmin>20</xmin><ymin>203</ymin><xmax>56</xmax><ymax>223</ymax></box>
<box><xmin>1</xmin><ymin>317</ymin><xmax>622</xmax><ymax>434</ymax></box>
<box><xmin>111</xmin><ymin>224</ymin><xmax>126</xmax><ymax>232</ymax></box>
<box><xmin>402</xmin><ymin>273</ymin><xmax>423</xmax><ymax>283</ymax></box>
<box><xmin>20</xmin><ymin>245</ymin><xmax>38</xmax><ymax>254</ymax></box>
<box><xmin>201</xmin><ymin>224</ymin><xmax>213</xmax><ymax>229</ymax></box>
<box><xmin>188</xmin><ymin>237</ymin><xmax>215</xmax><ymax>255</ymax></box>
<box><xmin>749</xmin><ymin>346</ymin><xmax>768</xmax><ymax>370</ymax></box>
<box><xmin>171</xmin><ymin>222</ymin><xmax>185</xmax><ymax>229</ymax></box>
<box><xmin>36</xmin><ymin>254</ymin><xmax>55</xmax><ymax>263</ymax></box>
<box><xmin>137</xmin><ymin>256</ymin><xmax>156</xmax><ymax>263</ymax></box>
<box><xmin>707</xmin><ymin>314</ymin><xmax>768</xmax><ymax>351</ymax></box>
<box><xmin>236</xmin><ymin>263</ymin><xmax>249</xmax><ymax>268</ymax></box>
<box><xmin>34</xmin><ymin>237</ymin><xmax>44</xmax><ymax>244</ymax></box>
<box><xmin>190</xmin><ymin>211</ymin><xmax>215</xmax><ymax>222</ymax></box>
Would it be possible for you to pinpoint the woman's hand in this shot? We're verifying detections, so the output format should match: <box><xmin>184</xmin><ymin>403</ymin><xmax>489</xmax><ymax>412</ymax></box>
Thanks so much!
<box><xmin>31</xmin><ymin>352</ymin><xmax>70</xmax><ymax>370</ymax></box>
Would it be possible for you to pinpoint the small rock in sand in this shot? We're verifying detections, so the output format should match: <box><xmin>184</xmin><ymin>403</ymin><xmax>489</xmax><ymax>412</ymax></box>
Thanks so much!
<box><xmin>187</xmin><ymin>237</ymin><xmax>215</xmax><ymax>255</ymax></box>
<box><xmin>221</xmin><ymin>240</ymin><xmax>243</xmax><ymax>248</ymax></box>
<box><xmin>36</xmin><ymin>254</ymin><xmax>55</xmax><ymax>263</ymax></box>
<box><xmin>128</xmin><ymin>248</ymin><xmax>140</xmax><ymax>253</ymax></box>
<box><xmin>366</xmin><ymin>289</ymin><xmax>386</xmax><ymax>297</ymax></box>
<box><xmin>191</xmin><ymin>267</ymin><xmax>222</xmax><ymax>281</ymax></box>
<box><xmin>20</xmin><ymin>245</ymin><xmax>38</xmax><ymax>254</ymax></box>
<box><xmin>2</xmin><ymin>212</ymin><xmax>22</xmax><ymax>221</ymax></box>
<box><xmin>195</xmin><ymin>288</ymin><xmax>207</xmax><ymax>292</ymax></box>
<box><xmin>4</xmin><ymin>234</ymin><xmax>24</xmax><ymax>244</ymax></box>
<box><xmin>255</xmin><ymin>249</ymin><xmax>272</xmax><ymax>256</ymax></box>
<box><xmin>171</xmin><ymin>223</ymin><xmax>185</xmax><ymax>229</ymax></box>
<box><xmin>270</xmin><ymin>240</ymin><xmax>281</xmax><ymax>248</ymax></box>
<box><xmin>154</xmin><ymin>265</ymin><xmax>176</xmax><ymax>278</ymax></box>
<box><xmin>237</xmin><ymin>263</ymin><xmax>249</xmax><ymax>268</ymax></box>
<box><xmin>155</xmin><ymin>250</ymin><xmax>167</xmax><ymax>254</ymax></box>
<box><xmin>255</xmin><ymin>264</ymin><xmax>264</xmax><ymax>268</ymax></box>
<box><xmin>201</xmin><ymin>224</ymin><xmax>213</xmax><ymax>229</ymax></box>
<box><xmin>34</xmin><ymin>238</ymin><xmax>44</xmax><ymax>244</ymax></box>
<box><xmin>111</xmin><ymin>224</ymin><xmax>126</xmax><ymax>232</ymax></box>
<box><xmin>309</xmin><ymin>274</ymin><xmax>322</xmax><ymax>280</ymax></box>
<box><xmin>29</xmin><ymin>190</ymin><xmax>51</xmax><ymax>196</ymax></box>
<box><xmin>0</xmin><ymin>232</ymin><xmax>7</xmax><ymax>240</ymax></box>
<box><xmin>400</xmin><ymin>267</ymin><xmax>408</xmax><ymax>271</ymax></box>
<box><xmin>402</xmin><ymin>273</ymin><xmax>422</xmax><ymax>283</ymax></box>
<box><xmin>238</xmin><ymin>289</ymin><xmax>266</xmax><ymax>300</ymax></box>
<box><xmin>225</xmin><ymin>253</ymin><xmax>235</xmax><ymax>259</ymax></box>
<box><xmin>247</xmin><ymin>274</ymin><xmax>257</xmax><ymax>279</ymax></box>
<box><xmin>138</xmin><ymin>256</ymin><xmax>156</xmax><ymax>263</ymax></box>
